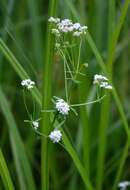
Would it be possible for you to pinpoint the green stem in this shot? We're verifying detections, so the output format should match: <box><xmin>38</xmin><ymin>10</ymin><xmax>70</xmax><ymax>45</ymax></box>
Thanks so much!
<box><xmin>71</xmin><ymin>95</ymin><xmax>105</xmax><ymax>107</ymax></box>
<box><xmin>41</xmin><ymin>1</ymin><xmax>57</xmax><ymax>190</ymax></box>
<box><xmin>63</xmin><ymin>53</ymin><xmax>69</xmax><ymax>102</ymax></box>
<box><xmin>76</xmin><ymin>38</ymin><xmax>82</xmax><ymax>75</ymax></box>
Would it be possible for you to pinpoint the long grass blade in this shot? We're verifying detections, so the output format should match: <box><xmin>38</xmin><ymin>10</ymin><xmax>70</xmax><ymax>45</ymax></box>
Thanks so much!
<box><xmin>96</xmin><ymin>1</ymin><xmax>130</xmax><ymax>189</ymax></box>
<box><xmin>41</xmin><ymin>0</ymin><xmax>57</xmax><ymax>190</ymax></box>
<box><xmin>112</xmin><ymin>141</ymin><xmax>129</xmax><ymax>190</ymax></box>
<box><xmin>0</xmin><ymin>38</ymin><xmax>42</xmax><ymax>106</ymax></box>
<box><xmin>0</xmin><ymin>149</ymin><xmax>15</xmax><ymax>190</ymax></box>
<box><xmin>0</xmin><ymin>87</ymin><xmax>36</xmax><ymax>190</ymax></box>
<box><xmin>62</xmin><ymin>131</ymin><xmax>93</xmax><ymax>190</ymax></box>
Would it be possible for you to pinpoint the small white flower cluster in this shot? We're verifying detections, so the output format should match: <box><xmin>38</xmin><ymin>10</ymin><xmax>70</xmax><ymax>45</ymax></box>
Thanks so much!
<box><xmin>93</xmin><ymin>74</ymin><xmax>112</xmax><ymax>90</ymax></box>
<box><xmin>48</xmin><ymin>17</ymin><xmax>60</xmax><ymax>23</ymax></box>
<box><xmin>49</xmin><ymin>130</ymin><xmax>62</xmax><ymax>143</ymax></box>
<box><xmin>56</xmin><ymin>98</ymin><xmax>70</xmax><ymax>115</ymax></box>
<box><xmin>32</xmin><ymin>121</ymin><xmax>39</xmax><ymax>130</ymax></box>
<box><xmin>21</xmin><ymin>79</ymin><xmax>35</xmax><ymax>89</ymax></box>
<box><xmin>48</xmin><ymin>17</ymin><xmax>88</xmax><ymax>37</ymax></box>
<box><xmin>118</xmin><ymin>181</ymin><xmax>130</xmax><ymax>190</ymax></box>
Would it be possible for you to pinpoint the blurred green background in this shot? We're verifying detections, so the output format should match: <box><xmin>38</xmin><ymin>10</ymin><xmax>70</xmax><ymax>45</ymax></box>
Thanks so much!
<box><xmin>0</xmin><ymin>0</ymin><xmax>130</xmax><ymax>189</ymax></box>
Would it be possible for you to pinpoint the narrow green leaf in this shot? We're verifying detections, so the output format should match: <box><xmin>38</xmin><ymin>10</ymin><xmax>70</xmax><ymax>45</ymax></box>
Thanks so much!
<box><xmin>0</xmin><ymin>87</ymin><xmax>36</xmax><ymax>190</ymax></box>
<box><xmin>62</xmin><ymin>131</ymin><xmax>94</xmax><ymax>190</ymax></box>
<box><xmin>112</xmin><ymin>141</ymin><xmax>129</xmax><ymax>190</ymax></box>
<box><xmin>41</xmin><ymin>1</ymin><xmax>57</xmax><ymax>190</ymax></box>
<box><xmin>0</xmin><ymin>149</ymin><xmax>15</xmax><ymax>190</ymax></box>
<box><xmin>97</xmin><ymin>1</ymin><xmax>130</xmax><ymax>189</ymax></box>
<box><xmin>0</xmin><ymin>38</ymin><xmax>42</xmax><ymax>106</ymax></box>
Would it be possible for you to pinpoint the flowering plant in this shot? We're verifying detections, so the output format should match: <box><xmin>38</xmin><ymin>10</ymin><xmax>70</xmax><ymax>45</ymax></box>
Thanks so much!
<box><xmin>21</xmin><ymin>17</ymin><xmax>112</xmax><ymax>144</ymax></box>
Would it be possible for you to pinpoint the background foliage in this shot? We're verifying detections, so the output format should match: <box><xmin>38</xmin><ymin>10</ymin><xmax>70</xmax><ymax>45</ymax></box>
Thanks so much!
<box><xmin>0</xmin><ymin>0</ymin><xmax>130</xmax><ymax>189</ymax></box>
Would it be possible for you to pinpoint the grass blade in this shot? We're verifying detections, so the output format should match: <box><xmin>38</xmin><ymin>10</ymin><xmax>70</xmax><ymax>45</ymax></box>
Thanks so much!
<box><xmin>0</xmin><ymin>149</ymin><xmax>15</xmax><ymax>190</ymax></box>
<box><xmin>27</xmin><ymin>0</ymin><xmax>43</xmax><ymax>70</ymax></box>
<box><xmin>97</xmin><ymin>1</ymin><xmax>130</xmax><ymax>189</ymax></box>
<box><xmin>41</xmin><ymin>0</ymin><xmax>57</xmax><ymax>190</ymax></box>
<box><xmin>0</xmin><ymin>87</ymin><xmax>36</xmax><ymax>190</ymax></box>
<box><xmin>112</xmin><ymin>141</ymin><xmax>129</xmax><ymax>190</ymax></box>
<box><xmin>62</xmin><ymin>131</ymin><xmax>94</xmax><ymax>190</ymax></box>
<box><xmin>0</xmin><ymin>38</ymin><xmax>42</xmax><ymax>106</ymax></box>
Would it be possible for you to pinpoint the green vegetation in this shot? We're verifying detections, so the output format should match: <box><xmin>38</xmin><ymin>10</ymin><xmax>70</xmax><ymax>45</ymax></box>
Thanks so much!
<box><xmin>0</xmin><ymin>0</ymin><xmax>130</xmax><ymax>190</ymax></box>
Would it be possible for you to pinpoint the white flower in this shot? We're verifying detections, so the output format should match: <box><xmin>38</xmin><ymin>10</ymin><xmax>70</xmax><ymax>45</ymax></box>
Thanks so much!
<box><xmin>93</xmin><ymin>74</ymin><xmax>112</xmax><ymax>90</ymax></box>
<box><xmin>67</xmin><ymin>26</ymin><xmax>74</xmax><ymax>32</ymax></box>
<box><xmin>93</xmin><ymin>74</ymin><xmax>108</xmax><ymax>84</ymax></box>
<box><xmin>73</xmin><ymin>31</ymin><xmax>82</xmax><ymax>37</ymax></box>
<box><xmin>100</xmin><ymin>82</ymin><xmax>109</xmax><ymax>87</ymax></box>
<box><xmin>118</xmin><ymin>181</ymin><xmax>130</xmax><ymax>190</ymax></box>
<box><xmin>58</xmin><ymin>24</ymin><xmax>73</xmax><ymax>33</ymax></box>
<box><xmin>104</xmin><ymin>84</ymin><xmax>113</xmax><ymax>89</ymax></box>
<box><xmin>58</xmin><ymin>19</ymin><xmax>74</xmax><ymax>33</ymax></box>
<box><xmin>21</xmin><ymin>79</ymin><xmax>35</xmax><ymax>89</ymax></box>
<box><xmin>50</xmin><ymin>18</ymin><xmax>88</xmax><ymax>36</ymax></box>
<box><xmin>73</xmin><ymin>23</ymin><xmax>81</xmax><ymax>30</ymax></box>
<box><xmin>61</xmin><ymin>19</ymin><xmax>72</xmax><ymax>26</ymax></box>
<box><xmin>80</xmin><ymin>25</ymin><xmax>88</xmax><ymax>31</ymax></box>
<box><xmin>48</xmin><ymin>17</ymin><xmax>60</xmax><ymax>23</ymax></box>
<box><xmin>51</xmin><ymin>29</ymin><xmax>60</xmax><ymax>37</ymax></box>
<box><xmin>56</xmin><ymin>99</ymin><xmax>70</xmax><ymax>115</ymax></box>
<box><xmin>100</xmin><ymin>82</ymin><xmax>113</xmax><ymax>90</ymax></box>
<box><xmin>49</xmin><ymin>130</ymin><xmax>62</xmax><ymax>143</ymax></box>
<box><xmin>32</xmin><ymin>121</ymin><xmax>39</xmax><ymax>130</ymax></box>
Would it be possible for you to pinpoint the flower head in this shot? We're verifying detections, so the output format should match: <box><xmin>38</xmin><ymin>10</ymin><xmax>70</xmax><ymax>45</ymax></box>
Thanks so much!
<box><xmin>93</xmin><ymin>74</ymin><xmax>112</xmax><ymax>90</ymax></box>
<box><xmin>73</xmin><ymin>23</ymin><xmax>81</xmax><ymax>30</ymax></box>
<box><xmin>49</xmin><ymin>130</ymin><xmax>62</xmax><ymax>143</ymax></box>
<box><xmin>48</xmin><ymin>17</ymin><xmax>88</xmax><ymax>37</ymax></box>
<box><xmin>51</xmin><ymin>29</ymin><xmax>60</xmax><ymax>36</ymax></box>
<box><xmin>32</xmin><ymin>121</ymin><xmax>39</xmax><ymax>130</ymax></box>
<box><xmin>56</xmin><ymin>99</ymin><xmax>70</xmax><ymax>115</ymax></box>
<box><xmin>93</xmin><ymin>74</ymin><xmax>108</xmax><ymax>84</ymax></box>
<box><xmin>48</xmin><ymin>17</ymin><xmax>60</xmax><ymax>23</ymax></box>
<box><xmin>118</xmin><ymin>181</ymin><xmax>130</xmax><ymax>190</ymax></box>
<box><xmin>58</xmin><ymin>19</ymin><xmax>74</xmax><ymax>33</ymax></box>
<box><xmin>73</xmin><ymin>31</ymin><xmax>82</xmax><ymax>37</ymax></box>
<box><xmin>21</xmin><ymin>79</ymin><xmax>35</xmax><ymax>89</ymax></box>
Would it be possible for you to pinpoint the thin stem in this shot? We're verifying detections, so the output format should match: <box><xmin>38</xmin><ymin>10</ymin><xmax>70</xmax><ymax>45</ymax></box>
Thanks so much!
<box><xmin>59</xmin><ymin>49</ymin><xmax>74</xmax><ymax>81</ymax></box>
<box><xmin>35</xmin><ymin>129</ymin><xmax>48</xmax><ymax>138</ymax></box>
<box><xmin>64</xmin><ymin>47</ymin><xmax>75</xmax><ymax>71</ymax></box>
<box><xmin>76</xmin><ymin>38</ymin><xmax>82</xmax><ymax>75</ymax></box>
<box><xmin>55</xmin><ymin>120</ymin><xmax>66</xmax><ymax>129</ymax></box>
<box><xmin>51</xmin><ymin>112</ymin><xmax>59</xmax><ymax>127</ymax></box>
<box><xmin>71</xmin><ymin>95</ymin><xmax>106</xmax><ymax>107</ymax></box>
<box><xmin>64</xmin><ymin>54</ymin><xmax>69</xmax><ymax>102</ymax></box>
<box><xmin>23</xmin><ymin>90</ymin><xmax>32</xmax><ymax>120</ymax></box>
<box><xmin>41</xmin><ymin>110</ymin><xmax>55</xmax><ymax>113</ymax></box>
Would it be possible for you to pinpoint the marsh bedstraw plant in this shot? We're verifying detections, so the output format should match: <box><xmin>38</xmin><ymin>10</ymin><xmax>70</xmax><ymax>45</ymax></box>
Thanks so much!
<box><xmin>21</xmin><ymin>18</ymin><xmax>112</xmax><ymax>146</ymax></box>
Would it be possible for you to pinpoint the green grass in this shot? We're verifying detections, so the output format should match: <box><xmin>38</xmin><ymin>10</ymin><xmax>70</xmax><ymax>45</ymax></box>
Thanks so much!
<box><xmin>0</xmin><ymin>0</ymin><xmax>130</xmax><ymax>190</ymax></box>
<box><xmin>0</xmin><ymin>149</ymin><xmax>14</xmax><ymax>190</ymax></box>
